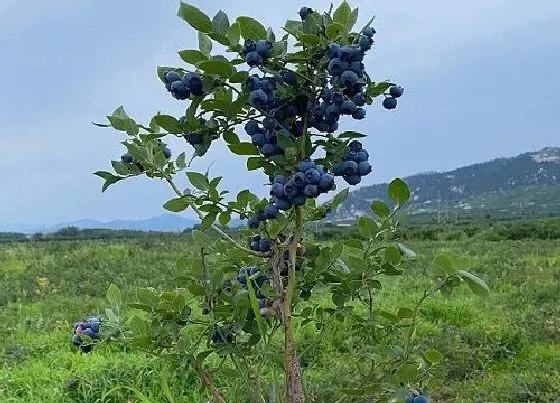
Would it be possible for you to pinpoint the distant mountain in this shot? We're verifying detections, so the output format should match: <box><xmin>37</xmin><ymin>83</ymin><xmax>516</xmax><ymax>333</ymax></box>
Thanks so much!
<box><xmin>0</xmin><ymin>214</ymin><xmax>198</xmax><ymax>234</ymax></box>
<box><xmin>332</xmin><ymin>147</ymin><xmax>560</xmax><ymax>222</ymax></box>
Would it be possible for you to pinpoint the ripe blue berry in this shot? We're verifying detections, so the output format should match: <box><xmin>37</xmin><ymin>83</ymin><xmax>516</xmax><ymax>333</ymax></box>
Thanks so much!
<box><xmin>293</xmin><ymin>172</ymin><xmax>306</xmax><ymax>187</ymax></box>
<box><xmin>383</xmin><ymin>97</ymin><xmax>398</xmax><ymax>110</ymax></box>
<box><xmin>264</xmin><ymin>203</ymin><xmax>280</xmax><ymax>219</ymax></box>
<box><xmin>328</xmin><ymin>43</ymin><xmax>341</xmax><ymax>60</ymax></box>
<box><xmin>322</xmin><ymin>88</ymin><xmax>334</xmax><ymax>102</ymax></box>
<box><xmin>255</xmin><ymin>40</ymin><xmax>271</xmax><ymax>57</ymax></box>
<box><xmin>359</xmin><ymin>35</ymin><xmax>373</xmax><ymax>52</ymax></box>
<box><xmin>304</xmin><ymin>184</ymin><xmax>319</xmax><ymax>198</ymax></box>
<box><xmin>305</xmin><ymin>169</ymin><xmax>321</xmax><ymax>184</ymax></box>
<box><xmin>340</xmin><ymin>70</ymin><xmax>359</xmax><ymax>88</ymax></box>
<box><xmin>283</xmin><ymin>70</ymin><xmax>297</xmax><ymax>85</ymax></box>
<box><xmin>251</xmin><ymin>133</ymin><xmax>266</xmax><ymax>147</ymax></box>
<box><xmin>270</xmin><ymin>183</ymin><xmax>285</xmax><ymax>198</ymax></box>
<box><xmin>292</xmin><ymin>194</ymin><xmax>307</xmax><ymax>206</ymax></box>
<box><xmin>274</xmin><ymin>197</ymin><xmax>292</xmax><ymax>211</ymax></box>
<box><xmin>318</xmin><ymin>173</ymin><xmax>335</xmax><ymax>191</ymax></box>
<box><xmin>263</xmin><ymin>117</ymin><xmax>277</xmax><ymax>130</ymax></box>
<box><xmin>170</xmin><ymin>81</ymin><xmax>190</xmax><ymax>100</ymax></box>
<box><xmin>245</xmin><ymin>120</ymin><xmax>260</xmax><ymax>135</ymax></box>
<box><xmin>352</xmin><ymin>108</ymin><xmax>366</xmax><ymax>120</ymax></box>
<box><xmin>299</xmin><ymin>7</ymin><xmax>313</xmax><ymax>20</ymax></box>
<box><xmin>343</xmin><ymin>174</ymin><xmax>361</xmax><ymax>185</ymax></box>
<box><xmin>273</xmin><ymin>175</ymin><xmax>287</xmax><ymax>185</ymax></box>
<box><xmin>341</xmin><ymin>100</ymin><xmax>358</xmax><ymax>115</ymax></box>
<box><xmin>249</xmin><ymin>89</ymin><xmax>269</xmax><ymax>107</ymax></box>
<box><xmin>328</xmin><ymin>58</ymin><xmax>348</xmax><ymax>76</ymax></box>
<box><xmin>325</xmin><ymin>105</ymin><xmax>341</xmax><ymax>123</ymax></box>
<box><xmin>163</xmin><ymin>147</ymin><xmax>172</xmax><ymax>159</ymax></box>
<box><xmin>297</xmin><ymin>160</ymin><xmax>316</xmax><ymax>172</ymax></box>
<box><xmin>259</xmin><ymin>238</ymin><xmax>273</xmax><ymax>252</ymax></box>
<box><xmin>358</xmin><ymin>161</ymin><xmax>372</xmax><ymax>176</ymax></box>
<box><xmin>284</xmin><ymin>181</ymin><xmax>299</xmax><ymax>199</ymax></box>
<box><xmin>389</xmin><ymin>86</ymin><xmax>404</xmax><ymax>98</ymax></box>
<box><xmin>414</xmin><ymin>396</ymin><xmax>429</xmax><ymax>403</ymax></box>
<box><xmin>248</xmin><ymin>217</ymin><xmax>260</xmax><ymax>229</ymax></box>
<box><xmin>246</xmin><ymin>51</ymin><xmax>264</xmax><ymax>67</ymax></box>
<box><xmin>341</xmin><ymin>161</ymin><xmax>358</xmax><ymax>175</ymax></box>
<box><xmin>121</xmin><ymin>153</ymin><xmax>133</xmax><ymax>164</ymax></box>
<box><xmin>362</xmin><ymin>27</ymin><xmax>376</xmax><ymax>38</ymax></box>
<box><xmin>165</xmin><ymin>71</ymin><xmax>181</xmax><ymax>84</ymax></box>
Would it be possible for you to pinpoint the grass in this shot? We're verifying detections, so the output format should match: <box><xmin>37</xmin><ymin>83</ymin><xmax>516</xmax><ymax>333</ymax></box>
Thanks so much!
<box><xmin>0</xmin><ymin>235</ymin><xmax>559</xmax><ymax>402</ymax></box>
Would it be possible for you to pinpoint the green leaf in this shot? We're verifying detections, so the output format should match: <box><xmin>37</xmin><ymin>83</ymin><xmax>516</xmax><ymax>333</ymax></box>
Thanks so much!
<box><xmin>228</xmin><ymin>142</ymin><xmax>260</xmax><ymax>156</ymax></box>
<box><xmin>301</xmin><ymin>33</ymin><xmax>320</xmax><ymax>45</ymax></box>
<box><xmin>201</xmin><ymin>212</ymin><xmax>217</xmax><ymax>229</ymax></box>
<box><xmin>223</xmin><ymin>130</ymin><xmax>240</xmax><ymax>144</ymax></box>
<box><xmin>227</xmin><ymin>22</ymin><xmax>240</xmax><ymax>46</ymax></box>
<box><xmin>368</xmin><ymin>81</ymin><xmax>393</xmax><ymax>97</ymax></box>
<box><xmin>343</xmin><ymin>239</ymin><xmax>363</xmax><ymax>250</ymax></box>
<box><xmin>424</xmin><ymin>348</ymin><xmax>443</xmax><ymax>364</ymax></box>
<box><xmin>177</xmin><ymin>2</ymin><xmax>212</xmax><ymax>33</ymax></box>
<box><xmin>267</xmin><ymin>27</ymin><xmax>276</xmax><ymax>42</ymax></box>
<box><xmin>325</xmin><ymin>22</ymin><xmax>344</xmax><ymax>39</ymax></box>
<box><xmin>196</xmin><ymin>60</ymin><xmax>233</xmax><ymax>78</ymax></box>
<box><xmin>271</xmin><ymin>40</ymin><xmax>288</xmax><ymax>57</ymax></box>
<box><xmin>371</xmin><ymin>200</ymin><xmax>390</xmax><ymax>218</ymax></box>
<box><xmin>333</xmin><ymin>1</ymin><xmax>352</xmax><ymax>30</ymax></box>
<box><xmin>153</xmin><ymin>115</ymin><xmax>181</xmax><ymax>134</ymax></box>
<box><xmin>435</xmin><ymin>254</ymin><xmax>456</xmax><ymax>276</ymax></box>
<box><xmin>191</xmin><ymin>229</ymin><xmax>211</xmax><ymax>244</ymax></box>
<box><xmin>186</xmin><ymin>171</ymin><xmax>209</xmax><ymax>190</ymax></box>
<box><xmin>388</xmin><ymin>178</ymin><xmax>410</xmax><ymax>206</ymax></box>
<box><xmin>176</xmin><ymin>152</ymin><xmax>186</xmax><ymax>169</ymax></box>
<box><xmin>198</xmin><ymin>32</ymin><xmax>212</xmax><ymax>56</ymax></box>
<box><xmin>358</xmin><ymin>216</ymin><xmax>377</xmax><ymax>238</ymax></box>
<box><xmin>163</xmin><ymin>197</ymin><xmax>190</xmax><ymax>213</ymax></box>
<box><xmin>338</xmin><ymin>131</ymin><xmax>367</xmax><ymax>139</ymax></box>
<box><xmin>284</xmin><ymin>20</ymin><xmax>303</xmax><ymax>37</ymax></box>
<box><xmin>218</xmin><ymin>212</ymin><xmax>231</xmax><ymax>226</ymax></box>
<box><xmin>94</xmin><ymin>171</ymin><xmax>123</xmax><ymax>192</ymax></box>
<box><xmin>330</xmin><ymin>188</ymin><xmax>349</xmax><ymax>209</ymax></box>
<box><xmin>458</xmin><ymin>270</ymin><xmax>490</xmax><ymax>297</ymax></box>
<box><xmin>276</xmin><ymin>132</ymin><xmax>296</xmax><ymax>151</ymax></box>
<box><xmin>229</xmin><ymin>70</ymin><xmax>249</xmax><ymax>83</ymax></box>
<box><xmin>178</xmin><ymin>49</ymin><xmax>208</xmax><ymax>65</ymax></box>
<box><xmin>385</xmin><ymin>246</ymin><xmax>402</xmax><ymax>265</ymax></box>
<box><xmin>237</xmin><ymin>16</ymin><xmax>267</xmax><ymax>40</ymax></box>
<box><xmin>247</xmin><ymin>157</ymin><xmax>265</xmax><ymax>171</ymax></box>
<box><xmin>212</xmin><ymin>10</ymin><xmax>230</xmax><ymax>36</ymax></box>
<box><xmin>245</xmin><ymin>274</ymin><xmax>266</xmax><ymax>339</ymax></box>
<box><xmin>395</xmin><ymin>363</ymin><xmax>418</xmax><ymax>383</ymax></box>
<box><xmin>107</xmin><ymin>284</ymin><xmax>122</xmax><ymax>310</ymax></box>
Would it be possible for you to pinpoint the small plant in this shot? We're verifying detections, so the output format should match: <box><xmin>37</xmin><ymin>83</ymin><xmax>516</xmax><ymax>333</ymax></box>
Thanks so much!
<box><xmin>92</xmin><ymin>2</ymin><xmax>488</xmax><ymax>401</ymax></box>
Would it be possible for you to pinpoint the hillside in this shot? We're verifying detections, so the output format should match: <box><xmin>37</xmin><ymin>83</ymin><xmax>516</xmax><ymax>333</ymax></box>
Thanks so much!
<box><xmin>332</xmin><ymin>147</ymin><xmax>560</xmax><ymax>223</ymax></box>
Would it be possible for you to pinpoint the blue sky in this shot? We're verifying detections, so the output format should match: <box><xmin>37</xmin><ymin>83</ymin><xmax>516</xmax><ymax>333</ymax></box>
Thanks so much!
<box><xmin>1</xmin><ymin>0</ymin><xmax>559</xmax><ymax>225</ymax></box>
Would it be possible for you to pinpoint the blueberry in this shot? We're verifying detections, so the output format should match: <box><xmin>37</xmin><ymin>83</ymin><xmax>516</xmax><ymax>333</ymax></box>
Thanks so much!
<box><xmin>170</xmin><ymin>81</ymin><xmax>190</xmax><ymax>100</ymax></box>
<box><xmin>164</xmin><ymin>71</ymin><xmax>181</xmax><ymax>84</ymax></box>
<box><xmin>82</xmin><ymin>328</ymin><xmax>98</xmax><ymax>339</ymax></box>
<box><xmin>343</xmin><ymin>174</ymin><xmax>362</xmax><ymax>185</ymax></box>
<box><xmin>273</xmin><ymin>175</ymin><xmax>287</xmax><ymax>185</ymax></box>
<box><xmin>293</xmin><ymin>172</ymin><xmax>306</xmax><ymax>187</ymax></box>
<box><xmin>274</xmin><ymin>197</ymin><xmax>292</xmax><ymax>211</ymax></box>
<box><xmin>249</xmin><ymin>266</ymin><xmax>259</xmax><ymax>276</ymax></box>
<box><xmin>414</xmin><ymin>397</ymin><xmax>429</xmax><ymax>403</ymax></box>
<box><xmin>284</xmin><ymin>181</ymin><xmax>299</xmax><ymax>199</ymax></box>
<box><xmin>316</xmin><ymin>165</ymin><xmax>326</xmax><ymax>175</ymax></box>
<box><xmin>256</xmin><ymin>211</ymin><xmax>267</xmax><ymax>221</ymax></box>
<box><xmin>248</xmin><ymin>217</ymin><xmax>260</xmax><ymax>229</ymax></box>
<box><xmin>264</xmin><ymin>130</ymin><xmax>277</xmax><ymax>143</ymax></box>
<box><xmin>292</xmin><ymin>194</ymin><xmax>307</xmax><ymax>206</ymax></box>
<box><xmin>90</xmin><ymin>321</ymin><xmax>100</xmax><ymax>333</ymax></box>
<box><xmin>186</xmin><ymin>75</ymin><xmax>204</xmax><ymax>96</ymax></box>
<box><xmin>299</xmin><ymin>7</ymin><xmax>313</xmax><ymax>20</ymax></box>
<box><xmin>239</xmin><ymin>267</ymin><xmax>248</xmax><ymax>275</ymax></box>
<box><xmin>246</xmin><ymin>75</ymin><xmax>261</xmax><ymax>91</ymax></box>
<box><xmin>245</xmin><ymin>120</ymin><xmax>260</xmax><ymax>135</ymax></box>
<box><xmin>318</xmin><ymin>173</ymin><xmax>335</xmax><ymax>191</ymax></box>
<box><xmin>283</xmin><ymin>70</ymin><xmax>297</xmax><ymax>84</ymax></box>
<box><xmin>349</xmin><ymin>46</ymin><xmax>364</xmax><ymax>62</ymax></box>
<box><xmin>305</xmin><ymin>169</ymin><xmax>321</xmax><ymax>184</ymax></box>
<box><xmin>263</xmin><ymin>117</ymin><xmax>277</xmax><ymax>130</ymax></box>
<box><xmin>262</xmin><ymin>143</ymin><xmax>281</xmax><ymax>157</ymax></box>
<box><xmin>352</xmin><ymin>93</ymin><xmax>366</xmax><ymax>107</ymax></box>
<box><xmin>304</xmin><ymin>184</ymin><xmax>319</xmax><ymax>198</ymax></box>
<box><xmin>264</xmin><ymin>203</ymin><xmax>280</xmax><ymax>219</ymax></box>
<box><xmin>362</xmin><ymin>27</ymin><xmax>376</xmax><ymax>38</ymax></box>
<box><xmin>250</xmin><ymin>241</ymin><xmax>260</xmax><ymax>251</ymax></box>
<box><xmin>246</xmin><ymin>51</ymin><xmax>263</xmax><ymax>67</ymax></box>
<box><xmin>352</xmin><ymin>108</ymin><xmax>366</xmax><ymax>120</ymax></box>
<box><xmin>297</xmin><ymin>160</ymin><xmax>316</xmax><ymax>172</ymax></box>
<box><xmin>328</xmin><ymin>43</ymin><xmax>341</xmax><ymax>60</ymax></box>
<box><xmin>405</xmin><ymin>395</ymin><xmax>415</xmax><ymax>403</ymax></box>
<box><xmin>340</xmin><ymin>100</ymin><xmax>358</xmax><ymax>115</ymax></box>
<box><xmin>186</xmin><ymin>133</ymin><xmax>203</xmax><ymax>145</ymax></box>
<box><xmin>258</xmin><ymin>299</ymin><xmax>267</xmax><ymax>309</ymax></box>
<box><xmin>255</xmin><ymin>40</ymin><xmax>271</xmax><ymax>57</ymax></box>
<box><xmin>249</xmin><ymin>89</ymin><xmax>269</xmax><ymax>107</ymax></box>
<box><xmin>259</xmin><ymin>238</ymin><xmax>273</xmax><ymax>252</ymax></box>
<box><xmin>244</xmin><ymin>39</ymin><xmax>257</xmax><ymax>53</ymax></box>
<box><xmin>341</xmin><ymin>161</ymin><xmax>358</xmax><ymax>175</ymax></box>
<box><xmin>359</xmin><ymin>35</ymin><xmax>373</xmax><ymax>52</ymax></box>
<box><xmin>358</xmin><ymin>161</ymin><xmax>372</xmax><ymax>176</ymax></box>
<box><xmin>313</xmin><ymin>103</ymin><xmax>327</xmax><ymax>119</ymax></box>
<box><xmin>270</xmin><ymin>182</ymin><xmax>285</xmax><ymax>198</ymax></box>
<box><xmin>350</xmin><ymin>61</ymin><xmax>364</xmax><ymax>76</ymax></box>
<box><xmin>356</xmin><ymin>150</ymin><xmax>369</xmax><ymax>163</ymax></box>
<box><xmin>332</xmin><ymin>93</ymin><xmax>344</xmax><ymax>106</ymax></box>
<box><xmin>328</xmin><ymin>58</ymin><xmax>348</xmax><ymax>76</ymax></box>
<box><xmin>348</xmin><ymin>140</ymin><xmax>362</xmax><ymax>152</ymax></box>
<box><xmin>325</xmin><ymin>105</ymin><xmax>341</xmax><ymax>123</ymax></box>
<box><xmin>332</xmin><ymin>162</ymin><xmax>344</xmax><ymax>176</ymax></box>
<box><xmin>389</xmin><ymin>86</ymin><xmax>404</xmax><ymax>98</ymax></box>
<box><xmin>251</xmin><ymin>132</ymin><xmax>266</xmax><ymax>147</ymax></box>
<box><xmin>162</xmin><ymin>147</ymin><xmax>172</xmax><ymax>159</ymax></box>
<box><xmin>340</xmin><ymin>70</ymin><xmax>359</xmax><ymax>88</ymax></box>
<box><xmin>292</xmin><ymin>120</ymin><xmax>304</xmax><ymax>137</ymax></box>
<box><xmin>285</xmin><ymin>104</ymin><xmax>298</xmax><ymax>117</ymax></box>
<box><xmin>383</xmin><ymin>97</ymin><xmax>398</xmax><ymax>110</ymax></box>
<box><xmin>338</xmin><ymin>47</ymin><xmax>354</xmax><ymax>62</ymax></box>
<box><xmin>322</xmin><ymin>88</ymin><xmax>334</xmax><ymax>102</ymax></box>
<box><xmin>121</xmin><ymin>153</ymin><xmax>133</xmax><ymax>164</ymax></box>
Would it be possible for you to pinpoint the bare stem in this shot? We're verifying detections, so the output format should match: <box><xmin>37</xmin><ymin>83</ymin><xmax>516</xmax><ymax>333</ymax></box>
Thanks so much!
<box><xmin>194</xmin><ymin>364</ymin><xmax>227</xmax><ymax>403</ymax></box>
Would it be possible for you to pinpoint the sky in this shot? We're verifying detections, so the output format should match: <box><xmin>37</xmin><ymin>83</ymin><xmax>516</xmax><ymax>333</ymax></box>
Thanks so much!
<box><xmin>1</xmin><ymin>0</ymin><xmax>559</xmax><ymax>225</ymax></box>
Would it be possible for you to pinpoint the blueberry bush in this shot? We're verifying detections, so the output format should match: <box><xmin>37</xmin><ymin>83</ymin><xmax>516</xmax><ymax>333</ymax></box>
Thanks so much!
<box><xmin>93</xmin><ymin>2</ymin><xmax>488</xmax><ymax>401</ymax></box>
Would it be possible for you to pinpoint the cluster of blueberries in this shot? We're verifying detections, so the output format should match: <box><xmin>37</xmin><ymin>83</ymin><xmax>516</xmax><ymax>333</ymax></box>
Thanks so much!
<box><xmin>249</xmin><ymin>235</ymin><xmax>273</xmax><ymax>253</ymax></box>
<box><xmin>247</xmin><ymin>159</ymin><xmax>336</xmax><ymax>229</ymax></box>
<box><xmin>71</xmin><ymin>317</ymin><xmax>101</xmax><ymax>353</ymax></box>
<box><xmin>405</xmin><ymin>393</ymin><xmax>430</xmax><ymax>403</ymax></box>
<box><xmin>210</xmin><ymin>325</ymin><xmax>233</xmax><ymax>344</ymax></box>
<box><xmin>332</xmin><ymin>140</ymin><xmax>372</xmax><ymax>185</ymax></box>
<box><xmin>242</xmin><ymin>39</ymin><xmax>273</xmax><ymax>68</ymax></box>
<box><xmin>245</xmin><ymin>117</ymin><xmax>296</xmax><ymax>158</ymax></box>
<box><xmin>163</xmin><ymin>70</ymin><xmax>204</xmax><ymax>100</ymax></box>
<box><xmin>179</xmin><ymin>116</ymin><xmax>215</xmax><ymax>147</ymax></box>
<box><xmin>246</xmin><ymin>73</ymin><xmax>301</xmax><ymax>119</ymax></box>
<box><xmin>383</xmin><ymin>85</ymin><xmax>404</xmax><ymax>110</ymax></box>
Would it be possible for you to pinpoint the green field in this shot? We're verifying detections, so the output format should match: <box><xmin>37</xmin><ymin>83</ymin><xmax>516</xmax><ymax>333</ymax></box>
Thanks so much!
<box><xmin>1</xmin><ymin>229</ymin><xmax>559</xmax><ymax>402</ymax></box>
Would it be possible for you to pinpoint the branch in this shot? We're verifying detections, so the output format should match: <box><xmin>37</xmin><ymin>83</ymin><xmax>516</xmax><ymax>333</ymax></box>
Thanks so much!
<box><xmin>165</xmin><ymin>177</ymin><xmax>270</xmax><ymax>258</ymax></box>
<box><xmin>194</xmin><ymin>364</ymin><xmax>227</xmax><ymax>403</ymax></box>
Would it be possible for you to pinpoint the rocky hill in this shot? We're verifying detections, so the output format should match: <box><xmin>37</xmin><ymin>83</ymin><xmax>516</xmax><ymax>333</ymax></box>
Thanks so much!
<box><xmin>332</xmin><ymin>147</ymin><xmax>560</xmax><ymax>222</ymax></box>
